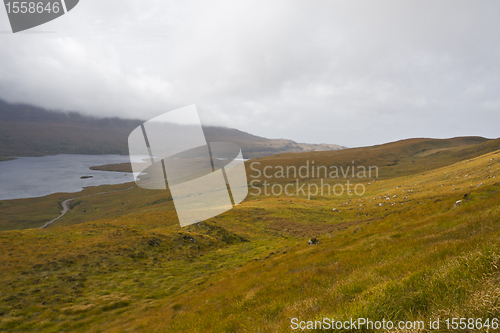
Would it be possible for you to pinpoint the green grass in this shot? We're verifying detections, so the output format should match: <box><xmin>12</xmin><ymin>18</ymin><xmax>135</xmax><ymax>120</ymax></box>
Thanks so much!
<box><xmin>0</xmin><ymin>140</ymin><xmax>499</xmax><ymax>332</ymax></box>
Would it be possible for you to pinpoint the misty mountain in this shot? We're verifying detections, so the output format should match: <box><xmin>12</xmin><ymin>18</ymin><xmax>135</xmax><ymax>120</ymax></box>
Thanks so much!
<box><xmin>0</xmin><ymin>99</ymin><xmax>345</xmax><ymax>161</ymax></box>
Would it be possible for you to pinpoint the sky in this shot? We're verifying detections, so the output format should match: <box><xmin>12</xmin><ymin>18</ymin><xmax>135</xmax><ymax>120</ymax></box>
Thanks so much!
<box><xmin>0</xmin><ymin>0</ymin><xmax>499</xmax><ymax>147</ymax></box>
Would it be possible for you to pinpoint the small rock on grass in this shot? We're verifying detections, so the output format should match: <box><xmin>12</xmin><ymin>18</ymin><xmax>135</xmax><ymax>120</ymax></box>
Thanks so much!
<box><xmin>308</xmin><ymin>238</ymin><xmax>319</xmax><ymax>245</ymax></box>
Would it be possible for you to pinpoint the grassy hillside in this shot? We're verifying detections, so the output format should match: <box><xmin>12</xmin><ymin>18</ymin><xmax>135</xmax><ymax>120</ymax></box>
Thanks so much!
<box><xmin>0</xmin><ymin>99</ymin><xmax>344</xmax><ymax>161</ymax></box>
<box><xmin>0</xmin><ymin>136</ymin><xmax>499</xmax><ymax>331</ymax></box>
<box><xmin>250</xmin><ymin>136</ymin><xmax>499</xmax><ymax>180</ymax></box>
<box><xmin>90</xmin><ymin>136</ymin><xmax>498</xmax><ymax>176</ymax></box>
<box><xmin>3</xmin><ymin>136</ymin><xmax>496</xmax><ymax>232</ymax></box>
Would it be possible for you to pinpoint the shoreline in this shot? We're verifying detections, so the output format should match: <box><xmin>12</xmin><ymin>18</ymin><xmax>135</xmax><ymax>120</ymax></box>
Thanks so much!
<box><xmin>0</xmin><ymin>179</ymin><xmax>136</xmax><ymax>202</ymax></box>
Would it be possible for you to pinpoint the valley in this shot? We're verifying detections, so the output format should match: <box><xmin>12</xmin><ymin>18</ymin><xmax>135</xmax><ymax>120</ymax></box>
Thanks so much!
<box><xmin>0</xmin><ymin>137</ymin><xmax>499</xmax><ymax>332</ymax></box>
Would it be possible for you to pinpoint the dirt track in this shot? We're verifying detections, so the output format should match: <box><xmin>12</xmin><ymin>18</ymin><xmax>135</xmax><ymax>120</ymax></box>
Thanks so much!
<box><xmin>40</xmin><ymin>186</ymin><xmax>135</xmax><ymax>229</ymax></box>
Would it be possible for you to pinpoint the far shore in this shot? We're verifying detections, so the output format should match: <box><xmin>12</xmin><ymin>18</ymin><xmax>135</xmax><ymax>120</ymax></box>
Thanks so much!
<box><xmin>90</xmin><ymin>162</ymin><xmax>133</xmax><ymax>173</ymax></box>
<box><xmin>0</xmin><ymin>156</ymin><xmax>17</xmax><ymax>162</ymax></box>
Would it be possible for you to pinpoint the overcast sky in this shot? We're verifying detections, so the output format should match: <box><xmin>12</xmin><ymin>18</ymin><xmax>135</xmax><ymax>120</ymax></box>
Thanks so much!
<box><xmin>0</xmin><ymin>0</ymin><xmax>499</xmax><ymax>147</ymax></box>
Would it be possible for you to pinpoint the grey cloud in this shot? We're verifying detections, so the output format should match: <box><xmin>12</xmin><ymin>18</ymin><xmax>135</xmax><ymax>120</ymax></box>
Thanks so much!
<box><xmin>0</xmin><ymin>0</ymin><xmax>499</xmax><ymax>147</ymax></box>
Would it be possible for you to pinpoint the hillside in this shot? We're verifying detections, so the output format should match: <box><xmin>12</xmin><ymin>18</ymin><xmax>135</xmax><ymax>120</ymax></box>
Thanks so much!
<box><xmin>250</xmin><ymin>136</ymin><xmax>499</xmax><ymax>179</ymax></box>
<box><xmin>2</xmin><ymin>135</ymin><xmax>498</xmax><ymax>232</ymax></box>
<box><xmin>0</xmin><ymin>99</ymin><xmax>345</xmax><ymax>161</ymax></box>
<box><xmin>0</xmin><ymin>135</ymin><xmax>499</xmax><ymax>332</ymax></box>
<box><xmin>92</xmin><ymin>135</ymin><xmax>497</xmax><ymax>174</ymax></box>
<box><xmin>0</xmin><ymin>100</ymin><xmax>141</xmax><ymax>159</ymax></box>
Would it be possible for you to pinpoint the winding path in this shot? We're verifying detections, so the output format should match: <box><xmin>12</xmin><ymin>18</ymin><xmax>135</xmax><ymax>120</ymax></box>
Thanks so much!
<box><xmin>40</xmin><ymin>186</ymin><xmax>135</xmax><ymax>229</ymax></box>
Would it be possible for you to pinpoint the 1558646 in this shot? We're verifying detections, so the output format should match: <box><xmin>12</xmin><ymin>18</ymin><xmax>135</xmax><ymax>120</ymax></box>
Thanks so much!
<box><xmin>445</xmin><ymin>318</ymin><xmax>499</xmax><ymax>330</ymax></box>
<box><xmin>5</xmin><ymin>1</ymin><xmax>60</xmax><ymax>14</ymax></box>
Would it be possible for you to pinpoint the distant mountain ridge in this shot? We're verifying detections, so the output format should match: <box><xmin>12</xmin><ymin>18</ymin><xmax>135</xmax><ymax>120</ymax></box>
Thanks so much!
<box><xmin>0</xmin><ymin>99</ymin><xmax>346</xmax><ymax>160</ymax></box>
